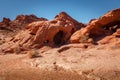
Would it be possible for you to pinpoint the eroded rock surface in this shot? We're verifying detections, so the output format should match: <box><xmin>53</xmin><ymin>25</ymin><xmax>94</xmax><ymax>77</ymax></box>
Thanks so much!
<box><xmin>70</xmin><ymin>8</ymin><xmax>120</xmax><ymax>47</ymax></box>
<box><xmin>0</xmin><ymin>15</ymin><xmax>47</xmax><ymax>53</ymax></box>
<box><xmin>0</xmin><ymin>12</ymin><xmax>84</xmax><ymax>53</ymax></box>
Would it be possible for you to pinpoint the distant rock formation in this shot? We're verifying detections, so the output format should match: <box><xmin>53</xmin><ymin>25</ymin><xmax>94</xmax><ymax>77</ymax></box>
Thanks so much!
<box><xmin>0</xmin><ymin>18</ymin><xmax>11</xmax><ymax>27</ymax></box>
<box><xmin>0</xmin><ymin>14</ymin><xmax>47</xmax><ymax>30</ymax></box>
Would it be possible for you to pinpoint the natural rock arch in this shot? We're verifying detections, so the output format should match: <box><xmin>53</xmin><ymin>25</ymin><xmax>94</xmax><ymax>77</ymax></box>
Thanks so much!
<box><xmin>103</xmin><ymin>20</ymin><xmax>120</xmax><ymax>32</ymax></box>
<box><xmin>70</xmin><ymin>8</ymin><xmax>120</xmax><ymax>43</ymax></box>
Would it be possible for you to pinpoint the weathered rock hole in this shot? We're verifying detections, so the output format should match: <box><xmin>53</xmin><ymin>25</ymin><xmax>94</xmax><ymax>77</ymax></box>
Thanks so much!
<box><xmin>44</xmin><ymin>40</ymin><xmax>49</xmax><ymax>44</ymax></box>
<box><xmin>103</xmin><ymin>21</ymin><xmax>120</xmax><ymax>33</ymax></box>
<box><xmin>71</xmin><ymin>28</ymin><xmax>75</xmax><ymax>34</ymax></box>
<box><xmin>89</xmin><ymin>21</ymin><xmax>120</xmax><ymax>43</ymax></box>
<box><xmin>53</xmin><ymin>30</ymin><xmax>64</xmax><ymax>45</ymax></box>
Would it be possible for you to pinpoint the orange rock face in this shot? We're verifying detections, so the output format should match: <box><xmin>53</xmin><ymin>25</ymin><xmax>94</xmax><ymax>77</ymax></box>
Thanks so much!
<box><xmin>70</xmin><ymin>8</ymin><xmax>120</xmax><ymax>45</ymax></box>
<box><xmin>1</xmin><ymin>12</ymin><xmax>84</xmax><ymax>53</ymax></box>
<box><xmin>16</xmin><ymin>12</ymin><xmax>84</xmax><ymax>48</ymax></box>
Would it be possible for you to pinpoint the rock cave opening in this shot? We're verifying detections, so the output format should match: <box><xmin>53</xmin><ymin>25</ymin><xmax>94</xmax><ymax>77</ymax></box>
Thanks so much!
<box><xmin>53</xmin><ymin>30</ymin><xmax>64</xmax><ymax>45</ymax></box>
<box><xmin>71</xmin><ymin>28</ymin><xmax>75</xmax><ymax>34</ymax></box>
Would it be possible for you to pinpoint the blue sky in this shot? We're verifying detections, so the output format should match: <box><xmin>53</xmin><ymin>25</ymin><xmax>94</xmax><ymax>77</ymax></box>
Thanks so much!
<box><xmin>0</xmin><ymin>0</ymin><xmax>119</xmax><ymax>23</ymax></box>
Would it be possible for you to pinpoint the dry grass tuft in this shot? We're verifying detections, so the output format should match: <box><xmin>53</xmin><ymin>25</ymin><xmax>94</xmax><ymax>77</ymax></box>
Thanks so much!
<box><xmin>13</xmin><ymin>46</ymin><xmax>21</xmax><ymax>54</ymax></box>
<box><xmin>27</xmin><ymin>50</ymin><xmax>41</xmax><ymax>58</ymax></box>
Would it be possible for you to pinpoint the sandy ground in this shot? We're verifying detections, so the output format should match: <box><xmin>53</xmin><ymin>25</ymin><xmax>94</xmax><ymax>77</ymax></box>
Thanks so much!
<box><xmin>0</xmin><ymin>54</ymin><xmax>86</xmax><ymax>80</ymax></box>
<box><xmin>0</xmin><ymin>46</ymin><xmax>120</xmax><ymax>80</ymax></box>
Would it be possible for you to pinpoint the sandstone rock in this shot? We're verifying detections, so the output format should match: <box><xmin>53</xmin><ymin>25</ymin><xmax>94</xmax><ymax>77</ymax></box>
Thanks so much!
<box><xmin>70</xmin><ymin>29</ymin><xmax>82</xmax><ymax>43</ymax></box>
<box><xmin>0</xmin><ymin>14</ymin><xmax>48</xmax><ymax>44</ymax></box>
<box><xmin>15</xmin><ymin>14</ymin><xmax>47</xmax><ymax>24</ymax></box>
<box><xmin>70</xmin><ymin>8</ymin><xmax>120</xmax><ymax>44</ymax></box>
<box><xmin>98</xmin><ymin>36</ymin><xmax>115</xmax><ymax>44</ymax></box>
<box><xmin>9</xmin><ymin>14</ymin><xmax>47</xmax><ymax>28</ymax></box>
<box><xmin>2</xmin><ymin>12</ymin><xmax>84</xmax><ymax>53</ymax></box>
<box><xmin>55</xmin><ymin>12</ymin><xmax>85</xmax><ymax>30</ymax></box>
<box><xmin>70</xmin><ymin>28</ymin><xmax>89</xmax><ymax>43</ymax></box>
<box><xmin>0</xmin><ymin>15</ymin><xmax>48</xmax><ymax>53</ymax></box>
<box><xmin>87</xmin><ymin>38</ymin><xmax>94</xmax><ymax>43</ymax></box>
<box><xmin>0</xmin><ymin>14</ymin><xmax>47</xmax><ymax>30</ymax></box>
<box><xmin>0</xmin><ymin>18</ymin><xmax>13</xmax><ymax>31</ymax></box>
<box><xmin>21</xmin><ymin>12</ymin><xmax>84</xmax><ymax>48</ymax></box>
<box><xmin>0</xmin><ymin>17</ymin><xmax>11</xmax><ymax>27</ymax></box>
<box><xmin>113</xmin><ymin>29</ymin><xmax>120</xmax><ymax>37</ymax></box>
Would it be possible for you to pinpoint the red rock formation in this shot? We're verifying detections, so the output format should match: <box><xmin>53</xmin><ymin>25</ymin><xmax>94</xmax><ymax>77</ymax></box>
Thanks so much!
<box><xmin>70</xmin><ymin>8</ymin><xmax>120</xmax><ymax>45</ymax></box>
<box><xmin>55</xmin><ymin>12</ymin><xmax>85</xmax><ymax>29</ymax></box>
<box><xmin>1</xmin><ymin>12</ymin><xmax>84</xmax><ymax>53</ymax></box>
<box><xmin>0</xmin><ymin>14</ymin><xmax>47</xmax><ymax>29</ymax></box>
<box><xmin>1</xmin><ymin>8</ymin><xmax>120</xmax><ymax>53</ymax></box>
<box><xmin>16</xmin><ymin>12</ymin><xmax>84</xmax><ymax>48</ymax></box>
<box><xmin>10</xmin><ymin>14</ymin><xmax>47</xmax><ymax>28</ymax></box>
<box><xmin>0</xmin><ymin>17</ymin><xmax>11</xmax><ymax>27</ymax></box>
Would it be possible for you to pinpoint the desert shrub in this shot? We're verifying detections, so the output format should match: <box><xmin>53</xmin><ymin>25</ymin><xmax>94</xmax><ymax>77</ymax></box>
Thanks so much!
<box><xmin>13</xmin><ymin>45</ymin><xmax>21</xmax><ymax>54</ymax></box>
<box><xmin>27</xmin><ymin>50</ymin><xmax>40</xmax><ymax>58</ymax></box>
